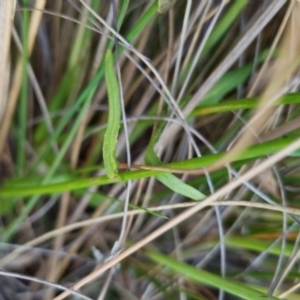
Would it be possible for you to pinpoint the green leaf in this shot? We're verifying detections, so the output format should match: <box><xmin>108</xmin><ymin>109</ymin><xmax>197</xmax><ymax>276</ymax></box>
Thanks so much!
<box><xmin>117</xmin><ymin>0</ymin><xmax>130</xmax><ymax>29</ymax></box>
<box><xmin>192</xmin><ymin>50</ymin><xmax>269</xmax><ymax>108</ymax></box>
<box><xmin>103</xmin><ymin>50</ymin><xmax>121</xmax><ymax>179</ymax></box>
<box><xmin>155</xmin><ymin>173</ymin><xmax>205</xmax><ymax>200</ymax></box>
<box><xmin>199</xmin><ymin>64</ymin><xmax>254</xmax><ymax>106</ymax></box>
<box><xmin>202</xmin><ymin>0</ymin><xmax>248</xmax><ymax>55</ymax></box>
<box><xmin>145</xmin><ymin>126</ymin><xmax>205</xmax><ymax>201</ymax></box>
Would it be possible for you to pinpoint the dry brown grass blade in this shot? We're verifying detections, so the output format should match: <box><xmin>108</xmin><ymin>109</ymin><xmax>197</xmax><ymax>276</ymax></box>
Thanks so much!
<box><xmin>158</xmin><ymin>0</ymin><xmax>286</xmax><ymax>150</ymax></box>
<box><xmin>151</xmin><ymin>1</ymin><xmax>300</xmax><ymax>176</ymax></box>
<box><xmin>219</xmin><ymin>0</ymin><xmax>300</xmax><ymax>170</ymax></box>
<box><xmin>0</xmin><ymin>0</ymin><xmax>46</xmax><ymax>159</ymax></box>
<box><xmin>2</xmin><ymin>198</ymin><xmax>300</xmax><ymax>273</ymax></box>
<box><xmin>248</xmin><ymin>1</ymin><xmax>294</xmax><ymax>97</ymax></box>
<box><xmin>0</xmin><ymin>0</ymin><xmax>15</xmax><ymax>124</ymax></box>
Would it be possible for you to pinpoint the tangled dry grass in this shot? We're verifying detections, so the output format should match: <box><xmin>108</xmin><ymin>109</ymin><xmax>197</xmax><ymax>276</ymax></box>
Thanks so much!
<box><xmin>1</xmin><ymin>1</ymin><xmax>300</xmax><ymax>299</ymax></box>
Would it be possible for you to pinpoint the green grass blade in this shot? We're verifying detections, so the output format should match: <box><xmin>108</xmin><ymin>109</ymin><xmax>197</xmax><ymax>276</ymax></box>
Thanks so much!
<box><xmin>226</xmin><ymin>236</ymin><xmax>296</xmax><ymax>258</ymax></box>
<box><xmin>34</xmin><ymin>6</ymin><xmax>96</xmax><ymax>143</ymax></box>
<box><xmin>191</xmin><ymin>93</ymin><xmax>300</xmax><ymax>116</ymax></box>
<box><xmin>148</xmin><ymin>251</ymin><xmax>280</xmax><ymax>300</ymax></box>
<box><xmin>2</xmin><ymin>96</ymin><xmax>93</xmax><ymax>241</ymax></box>
<box><xmin>17</xmin><ymin>0</ymin><xmax>29</xmax><ymax>174</ymax></box>
<box><xmin>103</xmin><ymin>50</ymin><xmax>121</xmax><ymax>179</ymax></box>
<box><xmin>198</xmin><ymin>64</ymin><xmax>256</xmax><ymax>106</ymax></box>
<box><xmin>196</xmin><ymin>50</ymin><xmax>269</xmax><ymax>107</ymax></box>
<box><xmin>202</xmin><ymin>0</ymin><xmax>248</xmax><ymax>55</ymax></box>
<box><xmin>1</xmin><ymin>134</ymin><xmax>298</xmax><ymax>197</ymax></box>
<box><xmin>145</xmin><ymin>126</ymin><xmax>205</xmax><ymax>200</ymax></box>
<box><xmin>126</xmin><ymin>3</ymin><xmax>157</xmax><ymax>43</ymax></box>
<box><xmin>31</xmin><ymin>68</ymin><xmax>104</xmax><ymax>171</ymax></box>
<box><xmin>154</xmin><ymin>173</ymin><xmax>205</xmax><ymax>200</ymax></box>
<box><xmin>146</xmin><ymin>145</ymin><xmax>206</xmax><ymax>201</ymax></box>
<box><xmin>117</xmin><ymin>0</ymin><xmax>130</xmax><ymax>29</ymax></box>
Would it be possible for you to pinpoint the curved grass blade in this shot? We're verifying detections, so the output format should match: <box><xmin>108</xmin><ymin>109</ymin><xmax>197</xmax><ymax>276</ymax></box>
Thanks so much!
<box><xmin>103</xmin><ymin>50</ymin><xmax>121</xmax><ymax>179</ymax></box>
<box><xmin>145</xmin><ymin>126</ymin><xmax>205</xmax><ymax>201</ymax></box>
<box><xmin>1</xmin><ymin>134</ymin><xmax>298</xmax><ymax>197</ymax></box>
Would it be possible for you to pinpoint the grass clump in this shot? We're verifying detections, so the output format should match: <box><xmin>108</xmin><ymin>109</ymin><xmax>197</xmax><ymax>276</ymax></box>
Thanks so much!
<box><xmin>1</xmin><ymin>1</ymin><xmax>300</xmax><ymax>299</ymax></box>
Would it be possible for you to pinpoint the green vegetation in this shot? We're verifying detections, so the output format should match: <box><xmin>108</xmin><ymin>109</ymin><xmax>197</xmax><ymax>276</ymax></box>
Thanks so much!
<box><xmin>1</xmin><ymin>1</ymin><xmax>300</xmax><ymax>299</ymax></box>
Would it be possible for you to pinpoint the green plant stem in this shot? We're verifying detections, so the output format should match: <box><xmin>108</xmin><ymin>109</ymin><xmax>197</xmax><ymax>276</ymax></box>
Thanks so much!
<box><xmin>1</xmin><ymin>135</ymin><xmax>298</xmax><ymax>197</ymax></box>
